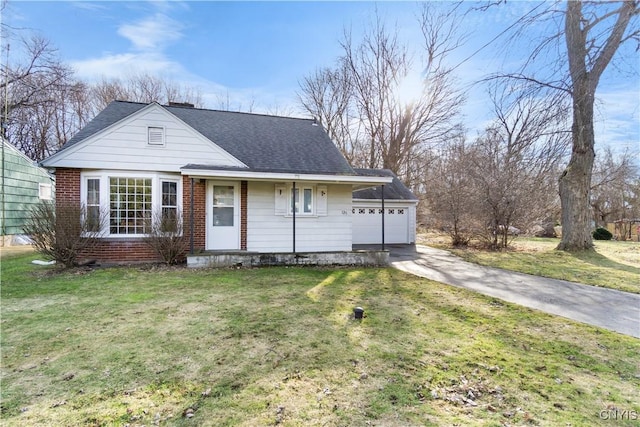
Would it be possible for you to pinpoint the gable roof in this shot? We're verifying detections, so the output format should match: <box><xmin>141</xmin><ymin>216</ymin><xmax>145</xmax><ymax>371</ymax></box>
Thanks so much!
<box><xmin>61</xmin><ymin>101</ymin><xmax>148</xmax><ymax>150</ymax></box>
<box><xmin>352</xmin><ymin>169</ymin><xmax>418</xmax><ymax>201</ymax></box>
<box><xmin>54</xmin><ymin>101</ymin><xmax>356</xmax><ymax>175</ymax></box>
<box><xmin>3</xmin><ymin>139</ymin><xmax>55</xmax><ymax>181</ymax></box>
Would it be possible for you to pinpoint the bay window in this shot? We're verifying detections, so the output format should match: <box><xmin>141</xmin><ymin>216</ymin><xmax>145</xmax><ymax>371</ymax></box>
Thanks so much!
<box><xmin>81</xmin><ymin>172</ymin><xmax>181</xmax><ymax>237</ymax></box>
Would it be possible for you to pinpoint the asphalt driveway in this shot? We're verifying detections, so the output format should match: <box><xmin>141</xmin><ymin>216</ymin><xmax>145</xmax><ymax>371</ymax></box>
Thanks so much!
<box><xmin>387</xmin><ymin>244</ymin><xmax>640</xmax><ymax>338</ymax></box>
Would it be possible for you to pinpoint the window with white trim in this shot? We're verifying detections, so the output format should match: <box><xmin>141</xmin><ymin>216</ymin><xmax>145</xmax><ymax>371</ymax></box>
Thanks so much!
<box><xmin>109</xmin><ymin>177</ymin><xmax>152</xmax><ymax>235</ymax></box>
<box><xmin>86</xmin><ymin>178</ymin><xmax>101</xmax><ymax>232</ymax></box>
<box><xmin>161</xmin><ymin>180</ymin><xmax>179</xmax><ymax>231</ymax></box>
<box><xmin>38</xmin><ymin>183</ymin><xmax>53</xmax><ymax>200</ymax></box>
<box><xmin>290</xmin><ymin>186</ymin><xmax>313</xmax><ymax>215</ymax></box>
<box><xmin>81</xmin><ymin>172</ymin><xmax>181</xmax><ymax>237</ymax></box>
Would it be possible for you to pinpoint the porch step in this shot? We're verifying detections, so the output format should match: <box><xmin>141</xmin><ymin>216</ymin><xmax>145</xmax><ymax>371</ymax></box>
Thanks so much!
<box><xmin>187</xmin><ymin>250</ymin><xmax>389</xmax><ymax>268</ymax></box>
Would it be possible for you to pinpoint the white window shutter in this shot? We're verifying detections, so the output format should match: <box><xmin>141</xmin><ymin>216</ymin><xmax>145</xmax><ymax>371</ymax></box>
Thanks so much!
<box><xmin>316</xmin><ymin>185</ymin><xmax>328</xmax><ymax>216</ymax></box>
<box><xmin>274</xmin><ymin>184</ymin><xmax>287</xmax><ymax>215</ymax></box>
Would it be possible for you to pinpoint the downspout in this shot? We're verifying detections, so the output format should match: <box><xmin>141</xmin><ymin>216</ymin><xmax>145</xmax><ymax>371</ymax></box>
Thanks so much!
<box><xmin>190</xmin><ymin>177</ymin><xmax>194</xmax><ymax>254</ymax></box>
<box><xmin>381</xmin><ymin>184</ymin><xmax>385</xmax><ymax>251</ymax></box>
<box><xmin>292</xmin><ymin>181</ymin><xmax>296</xmax><ymax>253</ymax></box>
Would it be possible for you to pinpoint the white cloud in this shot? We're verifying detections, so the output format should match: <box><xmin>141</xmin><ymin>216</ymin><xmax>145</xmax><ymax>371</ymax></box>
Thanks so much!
<box><xmin>118</xmin><ymin>13</ymin><xmax>183</xmax><ymax>51</ymax></box>
<box><xmin>70</xmin><ymin>10</ymin><xmax>187</xmax><ymax>82</ymax></box>
<box><xmin>71</xmin><ymin>52</ymin><xmax>186</xmax><ymax>81</ymax></box>
<box><xmin>71</xmin><ymin>2</ymin><xmax>108</xmax><ymax>13</ymax></box>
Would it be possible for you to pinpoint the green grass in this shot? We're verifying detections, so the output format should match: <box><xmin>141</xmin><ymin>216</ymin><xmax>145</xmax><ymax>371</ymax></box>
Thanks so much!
<box><xmin>428</xmin><ymin>237</ymin><xmax>640</xmax><ymax>294</ymax></box>
<box><xmin>1</xmin><ymin>249</ymin><xmax>639</xmax><ymax>426</ymax></box>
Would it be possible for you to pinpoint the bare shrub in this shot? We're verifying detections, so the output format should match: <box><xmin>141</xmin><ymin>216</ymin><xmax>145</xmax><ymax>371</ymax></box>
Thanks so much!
<box><xmin>23</xmin><ymin>201</ymin><xmax>106</xmax><ymax>268</ymax></box>
<box><xmin>142</xmin><ymin>209</ymin><xmax>188</xmax><ymax>265</ymax></box>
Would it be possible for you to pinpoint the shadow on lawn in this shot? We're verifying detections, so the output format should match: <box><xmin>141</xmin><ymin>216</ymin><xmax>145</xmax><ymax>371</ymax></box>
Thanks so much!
<box><xmin>572</xmin><ymin>249</ymin><xmax>640</xmax><ymax>275</ymax></box>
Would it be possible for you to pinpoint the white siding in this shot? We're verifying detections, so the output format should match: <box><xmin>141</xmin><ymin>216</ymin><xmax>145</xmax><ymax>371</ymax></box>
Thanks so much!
<box><xmin>247</xmin><ymin>182</ymin><xmax>352</xmax><ymax>252</ymax></box>
<box><xmin>46</xmin><ymin>104</ymin><xmax>244</xmax><ymax>171</ymax></box>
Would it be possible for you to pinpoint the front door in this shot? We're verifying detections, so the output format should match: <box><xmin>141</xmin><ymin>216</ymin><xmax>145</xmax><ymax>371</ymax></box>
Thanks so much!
<box><xmin>206</xmin><ymin>181</ymin><xmax>240</xmax><ymax>250</ymax></box>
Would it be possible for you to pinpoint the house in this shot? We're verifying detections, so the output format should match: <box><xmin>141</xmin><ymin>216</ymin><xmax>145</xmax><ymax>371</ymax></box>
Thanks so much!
<box><xmin>1</xmin><ymin>138</ymin><xmax>55</xmax><ymax>245</ymax></box>
<box><xmin>41</xmin><ymin>101</ymin><xmax>402</xmax><ymax>264</ymax></box>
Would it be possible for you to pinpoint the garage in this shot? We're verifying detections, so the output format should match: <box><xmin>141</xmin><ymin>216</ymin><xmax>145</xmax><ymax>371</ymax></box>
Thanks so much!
<box><xmin>352</xmin><ymin>169</ymin><xmax>418</xmax><ymax>245</ymax></box>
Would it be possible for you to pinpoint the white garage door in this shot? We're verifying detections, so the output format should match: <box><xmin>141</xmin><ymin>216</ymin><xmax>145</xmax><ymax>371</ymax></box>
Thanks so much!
<box><xmin>352</xmin><ymin>205</ymin><xmax>410</xmax><ymax>244</ymax></box>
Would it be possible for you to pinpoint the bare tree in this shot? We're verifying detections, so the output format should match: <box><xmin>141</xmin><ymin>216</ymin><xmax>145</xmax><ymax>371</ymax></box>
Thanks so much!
<box><xmin>590</xmin><ymin>146</ymin><xmax>639</xmax><ymax>228</ymax></box>
<box><xmin>558</xmin><ymin>1</ymin><xmax>639</xmax><ymax>250</ymax></box>
<box><xmin>484</xmin><ymin>1</ymin><xmax>639</xmax><ymax>251</ymax></box>
<box><xmin>90</xmin><ymin>73</ymin><xmax>204</xmax><ymax>115</ymax></box>
<box><xmin>297</xmin><ymin>64</ymin><xmax>364</xmax><ymax>164</ymax></box>
<box><xmin>1</xmin><ymin>35</ymin><xmax>88</xmax><ymax>160</ymax></box>
<box><xmin>423</xmin><ymin>136</ymin><xmax>475</xmax><ymax>246</ymax></box>
<box><xmin>1</xmin><ymin>35</ymin><xmax>74</xmax><ymax>112</ymax></box>
<box><xmin>427</xmin><ymin>83</ymin><xmax>569</xmax><ymax>249</ymax></box>
<box><xmin>469</xmin><ymin>84</ymin><xmax>569</xmax><ymax>249</ymax></box>
<box><xmin>298</xmin><ymin>5</ymin><xmax>465</xmax><ymax>189</ymax></box>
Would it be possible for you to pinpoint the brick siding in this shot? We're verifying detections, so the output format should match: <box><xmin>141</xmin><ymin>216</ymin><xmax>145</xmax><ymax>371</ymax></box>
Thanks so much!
<box><xmin>53</xmin><ymin>168</ymin><xmax>159</xmax><ymax>262</ymax></box>
<box><xmin>81</xmin><ymin>239</ymin><xmax>160</xmax><ymax>263</ymax></box>
<box><xmin>54</xmin><ymin>168</ymin><xmax>80</xmax><ymax>207</ymax></box>
<box><xmin>182</xmin><ymin>176</ymin><xmax>206</xmax><ymax>252</ymax></box>
<box><xmin>52</xmin><ymin>171</ymin><xmax>248</xmax><ymax>263</ymax></box>
<box><xmin>52</xmin><ymin>168</ymin><xmax>196</xmax><ymax>263</ymax></box>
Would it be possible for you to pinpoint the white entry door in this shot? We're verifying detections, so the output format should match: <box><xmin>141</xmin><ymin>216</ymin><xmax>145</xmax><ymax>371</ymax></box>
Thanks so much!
<box><xmin>206</xmin><ymin>181</ymin><xmax>240</xmax><ymax>250</ymax></box>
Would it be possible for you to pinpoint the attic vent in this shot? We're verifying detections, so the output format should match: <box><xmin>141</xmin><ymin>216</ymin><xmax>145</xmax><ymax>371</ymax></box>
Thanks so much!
<box><xmin>148</xmin><ymin>126</ymin><xmax>165</xmax><ymax>146</ymax></box>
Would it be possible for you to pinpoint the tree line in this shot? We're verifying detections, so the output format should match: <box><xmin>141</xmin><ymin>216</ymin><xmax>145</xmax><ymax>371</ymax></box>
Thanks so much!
<box><xmin>297</xmin><ymin>2</ymin><xmax>639</xmax><ymax>249</ymax></box>
<box><xmin>2</xmin><ymin>1</ymin><xmax>639</xmax><ymax>250</ymax></box>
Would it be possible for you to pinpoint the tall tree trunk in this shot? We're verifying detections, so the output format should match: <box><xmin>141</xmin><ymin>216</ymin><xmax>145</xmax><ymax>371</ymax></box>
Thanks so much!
<box><xmin>557</xmin><ymin>83</ymin><xmax>595</xmax><ymax>250</ymax></box>
<box><xmin>557</xmin><ymin>0</ymin><xmax>636</xmax><ymax>251</ymax></box>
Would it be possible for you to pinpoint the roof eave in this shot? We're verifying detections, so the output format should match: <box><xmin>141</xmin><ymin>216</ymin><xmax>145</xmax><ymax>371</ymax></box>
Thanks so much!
<box><xmin>352</xmin><ymin>197</ymin><xmax>419</xmax><ymax>203</ymax></box>
<box><xmin>180</xmin><ymin>167</ymin><xmax>393</xmax><ymax>185</ymax></box>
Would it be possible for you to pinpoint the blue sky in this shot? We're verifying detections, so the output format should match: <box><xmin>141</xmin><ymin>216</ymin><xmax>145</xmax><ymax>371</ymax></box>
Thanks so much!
<box><xmin>3</xmin><ymin>1</ymin><xmax>639</xmax><ymax>153</ymax></box>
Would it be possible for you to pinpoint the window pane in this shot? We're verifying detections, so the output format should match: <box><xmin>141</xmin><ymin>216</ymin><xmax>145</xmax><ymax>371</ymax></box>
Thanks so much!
<box><xmin>212</xmin><ymin>207</ymin><xmax>233</xmax><ymax>226</ymax></box>
<box><xmin>86</xmin><ymin>179</ymin><xmax>101</xmax><ymax>231</ymax></box>
<box><xmin>109</xmin><ymin>177</ymin><xmax>152</xmax><ymax>234</ymax></box>
<box><xmin>291</xmin><ymin>188</ymin><xmax>299</xmax><ymax>213</ymax></box>
<box><xmin>303</xmin><ymin>188</ymin><xmax>312</xmax><ymax>213</ymax></box>
<box><xmin>213</xmin><ymin>186</ymin><xmax>234</xmax><ymax>206</ymax></box>
<box><xmin>87</xmin><ymin>206</ymin><xmax>101</xmax><ymax>232</ymax></box>
<box><xmin>87</xmin><ymin>179</ymin><xmax>100</xmax><ymax>205</ymax></box>
<box><xmin>162</xmin><ymin>181</ymin><xmax>177</xmax><ymax>207</ymax></box>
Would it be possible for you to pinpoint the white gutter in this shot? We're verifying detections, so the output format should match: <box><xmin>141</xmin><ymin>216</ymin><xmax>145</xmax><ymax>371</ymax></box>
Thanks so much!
<box><xmin>353</xmin><ymin>198</ymin><xmax>419</xmax><ymax>204</ymax></box>
<box><xmin>181</xmin><ymin>168</ymin><xmax>393</xmax><ymax>185</ymax></box>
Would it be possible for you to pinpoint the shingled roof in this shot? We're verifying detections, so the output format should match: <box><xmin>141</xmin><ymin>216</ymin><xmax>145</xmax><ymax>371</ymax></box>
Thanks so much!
<box><xmin>352</xmin><ymin>169</ymin><xmax>418</xmax><ymax>201</ymax></box>
<box><xmin>59</xmin><ymin>101</ymin><xmax>356</xmax><ymax>175</ymax></box>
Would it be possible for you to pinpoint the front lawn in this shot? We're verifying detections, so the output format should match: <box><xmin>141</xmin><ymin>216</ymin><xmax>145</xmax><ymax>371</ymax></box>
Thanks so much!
<box><xmin>420</xmin><ymin>235</ymin><xmax>640</xmax><ymax>294</ymax></box>
<box><xmin>1</xmin><ymin>250</ymin><xmax>639</xmax><ymax>426</ymax></box>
